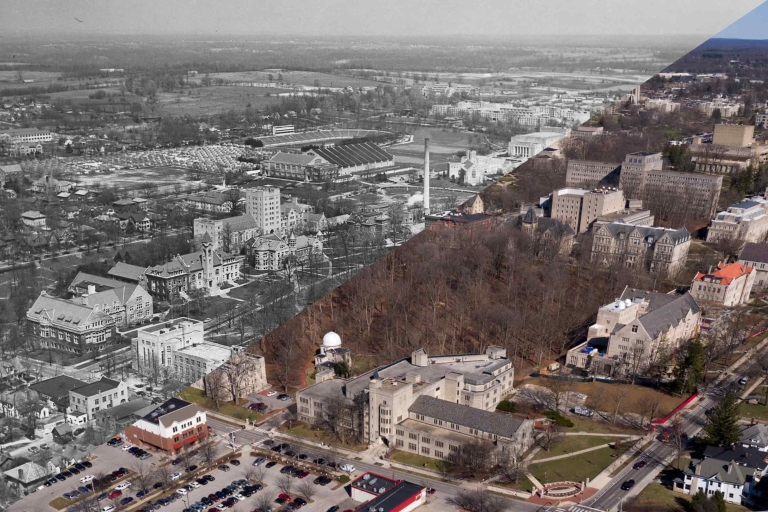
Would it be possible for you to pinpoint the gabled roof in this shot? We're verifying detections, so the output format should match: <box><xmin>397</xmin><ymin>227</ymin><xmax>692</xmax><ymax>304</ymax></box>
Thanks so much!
<box><xmin>108</xmin><ymin>262</ymin><xmax>148</xmax><ymax>283</ymax></box>
<box><xmin>694</xmin><ymin>262</ymin><xmax>753</xmax><ymax>285</ymax></box>
<box><xmin>221</xmin><ymin>214</ymin><xmax>258</xmax><ymax>232</ymax></box>
<box><xmin>70</xmin><ymin>377</ymin><xmax>122</xmax><ymax>398</ymax></box>
<box><xmin>740</xmin><ymin>243</ymin><xmax>768</xmax><ymax>264</ymax></box>
<box><xmin>408</xmin><ymin>395</ymin><xmax>528</xmax><ymax>439</ymax></box>
<box><xmin>27</xmin><ymin>293</ymin><xmax>114</xmax><ymax>330</ymax></box>
<box><xmin>740</xmin><ymin>423</ymin><xmax>768</xmax><ymax>448</ymax></box>
<box><xmin>605</xmin><ymin>223</ymin><xmax>690</xmax><ymax>244</ymax></box>
<box><xmin>269</xmin><ymin>151</ymin><xmax>325</xmax><ymax>166</ymax></box>
<box><xmin>4</xmin><ymin>462</ymin><xmax>48</xmax><ymax>484</ymax></box>
<box><xmin>30</xmin><ymin>375</ymin><xmax>87</xmax><ymax>401</ymax></box>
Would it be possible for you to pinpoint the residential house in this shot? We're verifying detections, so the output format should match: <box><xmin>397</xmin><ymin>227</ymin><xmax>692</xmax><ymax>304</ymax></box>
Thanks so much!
<box><xmin>93</xmin><ymin>397</ymin><xmax>153</xmax><ymax>433</ymax></box>
<box><xmin>20</xmin><ymin>211</ymin><xmax>46</xmax><ymax>230</ymax></box>
<box><xmin>29</xmin><ymin>375</ymin><xmax>88</xmax><ymax>412</ymax></box>
<box><xmin>67</xmin><ymin>377</ymin><xmax>128</xmax><ymax>424</ymax></box>
<box><xmin>3</xmin><ymin>462</ymin><xmax>50</xmax><ymax>496</ymax></box>
<box><xmin>741</xmin><ymin>423</ymin><xmax>768</xmax><ymax>452</ymax></box>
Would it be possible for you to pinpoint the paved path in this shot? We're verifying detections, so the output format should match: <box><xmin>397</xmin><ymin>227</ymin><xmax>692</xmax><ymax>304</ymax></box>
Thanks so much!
<box><xmin>531</xmin><ymin>436</ymin><xmax>641</xmax><ymax>463</ymax></box>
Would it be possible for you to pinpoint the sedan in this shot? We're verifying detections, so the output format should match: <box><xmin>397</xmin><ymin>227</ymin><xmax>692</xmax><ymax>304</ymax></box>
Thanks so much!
<box><xmin>176</xmin><ymin>488</ymin><xmax>187</xmax><ymax>495</ymax></box>
<box><xmin>327</xmin><ymin>507</ymin><xmax>340</xmax><ymax>512</ymax></box>
<box><xmin>74</xmin><ymin>463</ymin><xmax>86</xmax><ymax>471</ymax></box>
<box><xmin>218</xmin><ymin>465</ymin><xmax>230</xmax><ymax>472</ymax></box>
<box><xmin>280</xmin><ymin>466</ymin><xmax>295</xmax><ymax>474</ymax></box>
<box><xmin>120</xmin><ymin>497</ymin><xmax>134</xmax><ymax>506</ymax></box>
<box><xmin>171</xmin><ymin>458</ymin><xmax>182</xmax><ymax>465</ymax></box>
<box><xmin>297</xmin><ymin>471</ymin><xmax>309</xmax><ymax>479</ymax></box>
<box><xmin>196</xmin><ymin>479</ymin><xmax>208</xmax><ymax>486</ymax></box>
<box><xmin>265</xmin><ymin>461</ymin><xmax>277</xmax><ymax>469</ymax></box>
<box><xmin>108</xmin><ymin>490</ymin><xmax>122</xmax><ymax>499</ymax></box>
<box><xmin>633</xmin><ymin>460</ymin><xmax>647</xmax><ymax>470</ymax></box>
<box><xmin>102</xmin><ymin>506</ymin><xmax>115</xmax><ymax>512</ymax></box>
<box><xmin>77</xmin><ymin>486</ymin><xmax>89</xmax><ymax>494</ymax></box>
<box><xmin>170</xmin><ymin>472</ymin><xmax>182</xmax><ymax>480</ymax></box>
<box><xmin>82</xmin><ymin>461</ymin><xmax>93</xmax><ymax>468</ymax></box>
<box><xmin>203</xmin><ymin>475</ymin><xmax>215</xmax><ymax>482</ymax></box>
<box><xmin>266</xmin><ymin>391</ymin><xmax>277</xmax><ymax>397</ymax></box>
<box><xmin>115</xmin><ymin>482</ymin><xmax>132</xmax><ymax>491</ymax></box>
<box><xmin>229</xmin><ymin>459</ymin><xmax>240</xmax><ymax>466</ymax></box>
<box><xmin>80</xmin><ymin>475</ymin><xmax>94</xmax><ymax>484</ymax></box>
<box><xmin>621</xmin><ymin>479</ymin><xmax>636</xmax><ymax>491</ymax></box>
<box><xmin>207</xmin><ymin>494</ymin><xmax>219</xmax><ymax>502</ymax></box>
<box><xmin>140</xmin><ymin>453</ymin><xmax>152</xmax><ymax>460</ymax></box>
<box><xmin>293</xmin><ymin>497</ymin><xmax>307</xmax><ymax>508</ymax></box>
<box><xmin>186</xmin><ymin>465</ymin><xmax>198</xmax><ymax>472</ymax></box>
<box><xmin>253</xmin><ymin>457</ymin><xmax>266</xmax><ymax>466</ymax></box>
<box><xmin>56</xmin><ymin>474</ymin><xmax>67</xmax><ymax>481</ymax></box>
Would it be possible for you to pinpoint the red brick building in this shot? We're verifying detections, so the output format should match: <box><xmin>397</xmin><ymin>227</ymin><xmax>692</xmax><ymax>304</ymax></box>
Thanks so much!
<box><xmin>124</xmin><ymin>397</ymin><xmax>208</xmax><ymax>453</ymax></box>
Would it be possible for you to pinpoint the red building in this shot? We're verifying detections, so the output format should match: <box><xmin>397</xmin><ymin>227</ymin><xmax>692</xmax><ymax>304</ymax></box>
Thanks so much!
<box><xmin>124</xmin><ymin>397</ymin><xmax>208</xmax><ymax>453</ymax></box>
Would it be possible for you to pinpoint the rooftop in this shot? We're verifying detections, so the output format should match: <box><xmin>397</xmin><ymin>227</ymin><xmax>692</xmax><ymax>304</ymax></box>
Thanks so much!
<box><xmin>30</xmin><ymin>375</ymin><xmax>87</xmax><ymax>400</ymax></box>
<box><xmin>140</xmin><ymin>397</ymin><xmax>202</xmax><ymax>427</ymax></box>
<box><xmin>175</xmin><ymin>341</ymin><xmax>232</xmax><ymax>363</ymax></box>
<box><xmin>740</xmin><ymin>242</ymin><xmax>768</xmax><ymax>264</ymax></box>
<box><xmin>353</xmin><ymin>480</ymin><xmax>425</xmax><ymax>512</ymax></box>
<box><xmin>694</xmin><ymin>262</ymin><xmax>753</xmax><ymax>285</ymax></box>
<box><xmin>70</xmin><ymin>377</ymin><xmax>122</xmax><ymax>398</ymax></box>
<box><xmin>351</xmin><ymin>472</ymin><xmax>399</xmax><ymax>496</ymax></box>
<box><xmin>409</xmin><ymin>395</ymin><xmax>527</xmax><ymax>439</ymax></box>
<box><xmin>138</xmin><ymin>317</ymin><xmax>202</xmax><ymax>335</ymax></box>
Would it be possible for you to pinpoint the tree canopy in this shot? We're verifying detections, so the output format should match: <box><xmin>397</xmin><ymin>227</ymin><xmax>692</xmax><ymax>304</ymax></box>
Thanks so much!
<box><xmin>704</xmin><ymin>391</ymin><xmax>741</xmax><ymax>447</ymax></box>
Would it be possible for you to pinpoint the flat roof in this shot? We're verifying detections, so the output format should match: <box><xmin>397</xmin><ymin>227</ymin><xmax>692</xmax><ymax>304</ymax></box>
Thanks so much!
<box><xmin>351</xmin><ymin>472</ymin><xmax>398</xmax><ymax>496</ymax></box>
<box><xmin>139</xmin><ymin>317</ymin><xmax>202</xmax><ymax>334</ymax></box>
<box><xmin>175</xmin><ymin>342</ymin><xmax>231</xmax><ymax>362</ymax></box>
<box><xmin>354</xmin><ymin>481</ymin><xmax>425</xmax><ymax>512</ymax></box>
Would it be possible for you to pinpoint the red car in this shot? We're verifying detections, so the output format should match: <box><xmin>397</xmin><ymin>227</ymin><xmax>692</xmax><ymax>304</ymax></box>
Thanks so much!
<box><xmin>426</xmin><ymin>488</ymin><xmax>436</xmax><ymax>495</ymax></box>
<box><xmin>278</xmin><ymin>494</ymin><xmax>291</xmax><ymax>500</ymax></box>
<box><xmin>297</xmin><ymin>471</ymin><xmax>309</xmax><ymax>479</ymax></box>
<box><xmin>108</xmin><ymin>490</ymin><xmax>122</xmax><ymax>499</ymax></box>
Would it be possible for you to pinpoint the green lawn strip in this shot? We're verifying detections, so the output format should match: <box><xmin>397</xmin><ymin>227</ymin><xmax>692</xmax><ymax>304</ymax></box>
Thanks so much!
<box><xmin>496</xmin><ymin>476</ymin><xmax>535</xmax><ymax>494</ymax></box>
<box><xmin>278</xmin><ymin>422</ymin><xmax>367</xmax><ymax>452</ymax></box>
<box><xmin>567</xmin><ymin>417</ymin><xmax>640</xmax><ymax>435</ymax></box>
<box><xmin>177</xmin><ymin>388</ymin><xmax>260</xmax><ymax>423</ymax></box>
<box><xmin>532</xmin><ymin>436</ymin><xmax>621</xmax><ymax>460</ymax></box>
<box><xmin>389</xmin><ymin>451</ymin><xmax>441</xmax><ymax>472</ymax></box>
<box><xmin>631</xmin><ymin>482</ymin><xmax>750</xmax><ymax>512</ymax></box>
<box><xmin>529</xmin><ymin>442</ymin><xmax>633</xmax><ymax>484</ymax></box>
<box><xmin>740</xmin><ymin>402</ymin><xmax>768</xmax><ymax>422</ymax></box>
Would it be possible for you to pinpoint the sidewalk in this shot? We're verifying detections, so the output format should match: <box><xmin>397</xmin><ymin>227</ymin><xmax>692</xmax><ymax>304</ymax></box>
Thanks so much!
<box><xmin>531</xmin><ymin>436</ymin><xmax>642</xmax><ymax>463</ymax></box>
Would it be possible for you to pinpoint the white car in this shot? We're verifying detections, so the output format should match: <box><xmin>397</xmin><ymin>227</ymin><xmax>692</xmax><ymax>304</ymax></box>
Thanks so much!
<box><xmin>80</xmin><ymin>475</ymin><xmax>94</xmax><ymax>484</ymax></box>
<box><xmin>176</xmin><ymin>488</ymin><xmax>187</xmax><ymax>495</ymax></box>
<box><xmin>102</xmin><ymin>507</ymin><xmax>115</xmax><ymax>512</ymax></box>
<box><xmin>121</xmin><ymin>445</ymin><xmax>133</xmax><ymax>451</ymax></box>
<box><xmin>115</xmin><ymin>482</ymin><xmax>132</xmax><ymax>491</ymax></box>
<box><xmin>234</xmin><ymin>494</ymin><xmax>245</xmax><ymax>501</ymax></box>
<box><xmin>189</xmin><ymin>481</ymin><xmax>200</xmax><ymax>488</ymax></box>
<box><xmin>266</xmin><ymin>391</ymin><xmax>277</xmax><ymax>397</ymax></box>
<box><xmin>340</xmin><ymin>464</ymin><xmax>356</xmax><ymax>473</ymax></box>
<box><xmin>170</xmin><ymin>472</ymin><xmax>182</xmax><ymax>480</ymax></box>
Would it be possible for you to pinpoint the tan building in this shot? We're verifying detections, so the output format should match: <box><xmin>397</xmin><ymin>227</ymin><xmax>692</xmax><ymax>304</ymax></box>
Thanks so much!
<box><xmin>591</xmin><ymin>223</ymin><xmax>691</xmax><ymax>276</ymax></box>
<box><xmin>200</xmin><ymin>351</ymin><xmax>268</xmax><ymax>403</ymax></box>
<box><xmin>618</xmin><ymin>152</ymin><xmax>723</xmax><ymax>219</ymax></box>
<box><xmin>565</xmin><ymin>160</ymin><xmax>621</xmax><ymax>188</ymax></box>
<box><xmin>691</xmin><ymin>261</ymin><xmax>755</xmax><ymax>307</ymax></box>
<box><xmin>296</xmin><ymin>346</ymin><xmax>525</xmax><ymax>455</ymax></box>
<box><xmin>567</xmin><ymin>287</ymin><xmax>700</xmax><ymax>377</ymax></box>
<box><xmin>707</xmin><ymin>196</ymin><xmax>768</xmax><ymax>244</ymax></box>
<box><xmin>172</xmin><ymin>341</ymin><xmax>233</xmax><ymax>385</ymax></box>
<box><xmin>551</xmin><ymin>187</ymin><xmax>625</xmax><ymax>234</ymax></box>
<box><xmin>132</xmin><ymin>317</ymin><xmax>204</xmax><ymax>377</ymax></box>
<box><xmin>68</xmin><ymin>273</ymin><xmax>153</xmax><ymax>328</ymax></box>
<box><xmin>193</xmin><ymin>214</ymin><xmax>259</xmax><ymax>252</ymax></box>
<box><xmin>244</xmin><ymin>186</ymin><xmax>282</xmax><ymax>235</ymax></box>
<box><xmin>713</xmin><ymin>124</ymin><xmax>754</xmax><ymax>147</ymax></box>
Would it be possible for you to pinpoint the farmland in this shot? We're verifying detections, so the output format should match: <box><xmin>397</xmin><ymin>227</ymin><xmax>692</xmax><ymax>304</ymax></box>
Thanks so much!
<box><xmin>192</xmin><ymin>70</ymin><xmax>384</xmax><ymax>89</ymax></box>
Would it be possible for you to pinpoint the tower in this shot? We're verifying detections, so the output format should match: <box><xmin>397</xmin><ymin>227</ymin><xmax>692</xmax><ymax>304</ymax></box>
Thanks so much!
<box><xmin>201</xmin><ymin>232</ymin><xmax>214</xmax><ymax>286</ymax></box>
<box><xmin>423</xmin><ymin>138</ymin><xmax>430</xmax><ymax>215</ymax></box>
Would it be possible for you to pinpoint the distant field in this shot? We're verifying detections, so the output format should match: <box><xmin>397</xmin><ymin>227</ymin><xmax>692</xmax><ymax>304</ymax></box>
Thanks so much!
<box><xmin>47</xmin><ymin>88</ymin><xmax>141</xmax><ymax>101</ymax></box>
<box><xmin>76</xmin><ymin>166</ymin><xmax>190</xmax><ymax>189</ymax></box>
<box><xmin>154</xmin><ymin>86</ymin><xmax>283</xmax><ymax>115</ymax></box>
<box><xmin>196</xmin><ymin>70</ymin><xmax>383</xmax><ymax>89</ymax></box>
<box><xmin>388</xmin><ymin>127</ymin><xmax>480</xmax><ymax>168</ymax></box>
<box><xmin>0</xmin><ymin>70</ymin><xmax>61</xmax><ymax>84</ymax></box>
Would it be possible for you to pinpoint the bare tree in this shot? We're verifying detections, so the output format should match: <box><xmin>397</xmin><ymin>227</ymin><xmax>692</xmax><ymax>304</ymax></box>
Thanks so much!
<box><xmin>129</xmin><ymin>462</ymin><xmax>155</xmax><ymax>494</ymax></box>
<box><xmin>540</xmin><ymin>423</ymin><xmax>563</xmax><ymax>452</ymax></box>
<box><xmin>245</xmin><ymin>465</ymin><xmax>267</xmax><ymax>485</ymax></box>
<box><xmin>276</xmin><ymin>474</ymin><xmax>294</xmax><ymax>496</ymax></box>
<box><xmin>199</xmin><ymin>438</ymin><xmax>218</xmax><ymax>466</ymax></box>
<box><xmin>153</xmin><ymin>464</ymin><xmax>172</xmax><ymax>490</ymax></box>
<box><xmin>635</xmin><ymin>395</ymin><xmax>662</xmax><ymax>428</ymax></box>
<box><xmin>203</xmin><ymin>370</ymin><xmax>226</xmax><ymax>411</ymax></box>
<box><xmin>253</xmin><ymin>493</ymin><xmax>274</xmax><ymax>512</ymax></box>
<box><xmin>296</xmin><ymin>479</ymin><xmax>316</xmax><ymax>502</ymax></box>
<box><xmin>495</xmin><ymin>446</ymin><xmax>528</xmax><ymax>484</ymax></box>
<box><xmin>447</xmin><ymin>489</ymin><xmax>507</xmax><ymax>512</ymax></box>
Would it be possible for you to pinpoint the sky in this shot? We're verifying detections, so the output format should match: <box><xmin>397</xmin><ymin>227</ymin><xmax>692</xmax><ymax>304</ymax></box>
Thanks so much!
<box><xmin>0</xmin><ymin>0</ymin><xmax>764</xmax><ymax>38</ymax></box>
<box><xmin>716</xmin><ymin>0</ymin><xmax>768</xmax><ymax>39</ymax></box>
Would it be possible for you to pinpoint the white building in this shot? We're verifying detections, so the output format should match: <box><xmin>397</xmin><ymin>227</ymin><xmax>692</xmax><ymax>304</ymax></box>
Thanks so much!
<box><xmin>447</xmin><ymin>150</ymin><xmax>512</xmax><ymax>186</ymax></box>
<box><xmin>707</xmin><ymin>196</ymin><xmax>768</xmax><ymax>244</ymax></box>
<box><xmin>507</xmin><ymin>130</ymin><xmax>569</xmax><ymax>158</ymax></box>
<box><xmin>244</xmin><ymin>186</ymin><xmax>282</xmax><ymax>236</ymax></box>
<box><xmin>132</xmin><ymin>318</ymin><xmax>204</xmax><ymax>376</ymax></box>
<box><xmin>691</xmin><ymin>261</ymin><xmax>755</xmax><ymax>307</ymax></box>
<box><xmin>67</xmin><ymin>377</ymin><xmax>128</xmax><ymax>423</ymax></box>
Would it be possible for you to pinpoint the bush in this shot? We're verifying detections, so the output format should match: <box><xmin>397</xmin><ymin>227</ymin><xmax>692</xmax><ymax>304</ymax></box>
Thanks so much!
<box><xmin>543</xmin><ymin>410</ymin><xmax>574</xmax><ymax>428</ymax></box>
<box><xmin>337</xmin><ymin>475</ymin><xmax>350</xmax><ymax>484</ymax></box>
<box><xmin>496</xmin><ymin>400</ymin><xmax>516</xmax><ymax>413</ymax></box>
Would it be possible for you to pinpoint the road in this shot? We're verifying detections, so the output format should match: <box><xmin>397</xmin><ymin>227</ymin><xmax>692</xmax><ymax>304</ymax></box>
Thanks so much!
<box><xmin>585</xmin><ymin>369</ymin><xmax>751</xmax><ymax>512</ymax></box>
<box><xmin>206</xmin><ymin>417</ymin><xmax>539</xmax><ymax>511</ymax></box>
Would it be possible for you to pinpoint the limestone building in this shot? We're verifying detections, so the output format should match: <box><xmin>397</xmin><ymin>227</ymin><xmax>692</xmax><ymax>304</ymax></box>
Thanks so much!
<box><xmin>739</xmin><ymin>243</ymin><xmax>768</xmax><ymax>288</ymax></box>
<box><xmin>193</xmin><ymin>214</ymin><xmax>259</xmax><ymax>252</ymax></box>
<box><xmin>713</xmin><ymin>124</ymin><xmax>754</xmax><ymax>147</ymax></box>
<box><xmin>244</xmin><ymin>186</ymin><xmax>282</xmax><ymax>235</ymax></box>
<box><xmin>508</xmin><ymin>207</ymin><xmax>575</xmax><ymax>256</ymax></box>
<box><xmin>132</xmin><ymin>317</ymin><xmax>204</xmax><ymax>376</ymax></box>
<box><xmin>507</xmin><ymin>130</ymin><xmax>568</xmax><ymax>158</ymax></box>
<box><xmin>201</xmin><ymin>351</ymin><xmax>268</xmax><ymax>402</ymax></box>
<box><xmin>312</xmin><ymin>331</ymin><xmax>353</xmax><ymax>383</ymax></box>
<box><xmin>551</xmin><ymin>187</ymin><xmax>625</xmax><ymax>234</ymax></box>
<box><xmin>296</xmin><ymin>346</ymin><xmax>532</xmax><ymax>459</ymax></box>
<box><xmin>566</xmin><ymin>287</ymin><xmax>700</xmax><ymax>377</ymax></box>
<box><xmin>691</xmin><ymin>261</ymin><xmax>755</xmax><ymax>307</ymax></box>
<box><xmin>707</xmin><ymin>196</ymin><xmax>768</xmax><ymax>244</ymax></box>
<box><xmin>591</xmin><ymin>223</ymin><xmax>691</xmax><ymax>276</ymax></box>
<box><xmin>565</xmin><ymin>160</ymin><xmax>621</xmax><ymax>188</ymax></box>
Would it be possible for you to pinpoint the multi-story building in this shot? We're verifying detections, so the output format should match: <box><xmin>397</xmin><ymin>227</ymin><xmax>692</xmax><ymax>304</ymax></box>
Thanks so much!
<box><xmin>698</xmin><ymin>101</ymin><xmax>741</xmax><ymax>118</ymax></box>
<box><xmin>193</xmin><ymin>214</ymin><xmax>259</xmax><ymax>252</ymax></box>
<box><xmin>144</xmin><ymin>235</ymin><xmax>243</xmax><ymax>301</ymax></box>
<box><xmin>707</xmin><ymin>196</ymin><xmax>768</xmax><ymax>244</ymax></box>
<box><xmin>280</xmin><ymin>198</ymin><xmax>315</xmax><ymax>234</ymax></box>
<box><xmin>689</xmin><ymin>143</ymin><xmax>768</xmax><ymax>175</ymax></box>
<box><xmin>245</xmin><ymin>186</ymin><xmax>282</xmax><ymax>235</ymax></box>
<box><xmin>591</xmin><ymin>222</ymin><xmax>691</xmax><ymax>276</ymax></box>
<box><xmin>200</xmin><ymin>351</ymin><xmax>269</xmax><ymax>402</ymax></box>
<box><xmin>67</xmin><ymin>377</ymin><xmax>128</xmax><ymax>423</ymax></box>
<box><xmin>108</xmin><ymin>262</ymin><xmax>149</xmax><ymax>289</ymax></box>
<box><xmin>26</xmin><ymin>293</ymin><xmax>116</xmax><ymax>355</ymax></box>
<box><xmin>31</xmin><ymin>175</ymin><xmax>74</xmax><ymax>195</ymax></box>
<box><xmin>676</xmin><ymin>445</ymin><xmax>768</xmax><ymax>505</ymax></box>
<box><xmin>0</xmin><ymin>128</ymin><xmax>56</xmax><ymax>144</ymax></box>
<box><xmin>508</xmin><ymin>207</ymin><xmax>575</xmax><ymax>256</ymax></box>
<box><xmin>691</xmin><ymin>261</ymin><xmax>755</xmax><ymax>307</ymax></box>
<box><xmin>265</xmin><ymin>152</ymin><xmax>339</xmax><ymax>181</ymax></box>
<box><xmin>124</xmin><ymin>397</ymin><xmax>208</xmax><ymax>453</ymax></box>
<box><xmin>566</xmin><ymin>287</ymin><xmax>700</xmax><ymax>377</ymax></box>
<box><xmin>565</xmin><ymin>160</ymin><xmax>621</xmax><ymax>188</ymax></box>
<box><xmin>551</xmin><ymin>187</ymin><xmax>625</xmax><ymax>234</ymax></box>
<box><xmin>182</xmin><ymin>191</ymin><xmax>243</xmax><ymax>213</ymax></box>
<box><xmin>307</xmin><ymin>142</ymin><xmax>395</xmax><ymax>176</ymax></box>
<box><xmin>447</xmin><ymin>150</ymin><xmax>512</xmax><ymax>186</ymax></box>
<box><xmin>507</xmin><ymin>130</ymin><xmax>568</xmax><ymax>158</ymax></box>
<box><xmin>132</xmin><ymin>317</ymin><xmax>204</xmax><ymax>376</ymax></box>
<box><xmin>296</xmin><ymin>345</ymin><xmax>528</xmax><ymax>458</ymax></box>
<box><xmin>713</xmin><ymin>124</ymin><xmax>754</xmax><ymax>147</ymax></box>
<box><xmin>20</xmin><ymin>211</ymin><xmax>46</xmax><ymax>229</ymax></box>
<box><xmin>68</xmin><ymin>273</ymin><xmax>153</xmax><ymax>328</ymax></box>
<box><xmin>246</xmin><ymin>231</ymin><xmax>323</xmax><ymax>271</ymax></box>
<box><xmin>172</xmin><ymin>341</ymin><xmax>234</xmax><ymax>385</ymax></box>
<box><xmin>739</xmin><ymin>243</ymin><xmax>768</xmax><ymax>289</ymax></box>
<box><xmin>644</xmin><ymin>98</ymin><xmax>680</xmax><ymax>113</ymax></box>
<box><xmin>619</xmin><ymin>152</ymin><xmax>723</xmax><ymax>219</ymax></box>
<box><xmin>757</xmin><ymin>111</ymin><xmax>768</xmax><ymax>128</ymax></box>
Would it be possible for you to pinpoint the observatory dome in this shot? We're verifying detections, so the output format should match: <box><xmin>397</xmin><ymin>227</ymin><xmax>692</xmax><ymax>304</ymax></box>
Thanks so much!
<box><xmin>322</xmin><ymin>331</ymin><xmax>342</xmax><ymax>349</ymax></box>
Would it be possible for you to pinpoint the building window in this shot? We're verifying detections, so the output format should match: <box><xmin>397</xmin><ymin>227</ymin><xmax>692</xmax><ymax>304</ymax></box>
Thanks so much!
<box><xmin>421</xmin><ymin>447</ymin><xmax>430</xmax><ymax>455</ymax></box>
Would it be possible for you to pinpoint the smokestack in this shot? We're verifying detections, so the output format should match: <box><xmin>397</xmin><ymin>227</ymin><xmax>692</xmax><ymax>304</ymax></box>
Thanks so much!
<box><xmin>424</xmin><ymin>138</ymin><xmax>430</xmax><ymax>215</ymax></box>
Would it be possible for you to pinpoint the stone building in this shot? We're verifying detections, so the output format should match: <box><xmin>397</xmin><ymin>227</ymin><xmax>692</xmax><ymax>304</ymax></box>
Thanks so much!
<box><xmin>312</xmin><ymin>331</ymin><xmax>353</xmax><ymax>383</ymax></box>
<box><xmin>551</xmin><ymin>187</ymin><xmax>625</xmax><ymax>234</ymax></box>
<box><xmin>691</xmin><ymin>261</ymin><xmax>755</xmax><ymax>307</ymax></box>
<box><xmin>508</xmin><ymin>207</ymin><xmax>575</xmax><ymax>256</ymax></box>
<box><xmin>565</xmin><ymin>160</ymin><xmax>621</xmax><ymax>188</ymax></box>
<box><xmin>201</xmin><ymin>351</ymin><xmax>269</xmax><ymax>402</ymax></box>
<box><xmin>244</xmin><ymin>186</ymin><xmax>281</xmax><ymax>236</ymax></box>
<box><xmin>132</xmin><ymin>317</ymin><xmax>204</xmax><ymax>377</ymax></box>
<box><xmin>193</xmin><ymin>214</ymin><xmax>259</xmax><ymax>253</ymax></box>
<box><xmin>591</xmin><ymin>222</ymin><xmax>691</xmax><ymax>276</ymax></box>
<box><xmin>707</xmin><ymin>195</ymin><xmax>768</xmax><ymax>244</ymax></box>
<box><xmin>739</xmin><ymin>242</ymin><xmax>768</xmax><ymax>289</ymax></box>
<box><xmin>567</xmin><ymin>287</ymin><xmax>700</xmax><ymax>377</ymax></box>
<box><xmin>68</xmin><ymin>273</ymin><xmax>153</xmax><ymax>328</ymax></box>
<box><xmin>245</xmin><ymin>231</ymin><xmax>322</xmax><ymax>271</ymax></box>
<box><xmin>296</xmin><ymin>345</ymin><xmax>527</xmax><ymax>458</ymax></box>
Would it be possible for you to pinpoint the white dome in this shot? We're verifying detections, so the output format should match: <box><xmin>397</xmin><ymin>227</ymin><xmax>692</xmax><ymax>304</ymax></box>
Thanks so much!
<box><xmin>322</xmin><ymin>331</ymin><xmax>342</xmax><ymax>349</ymax></box>
<box><xmin>625</xmin><ymin>299</ymin><xmax>632</xmax><ymax>306</ymax></box>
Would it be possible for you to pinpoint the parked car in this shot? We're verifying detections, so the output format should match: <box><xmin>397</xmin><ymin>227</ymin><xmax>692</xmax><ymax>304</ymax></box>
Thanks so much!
<box><xmin>115</xmin><ymin>482</ymin><xmax>132</xmax><ymax>491</ymax></box>
<box><xmin>120</xmin><ymin>497</ymin><xmax>134</xmax><ymax>506</ymax></box>
<box><xmin>253</xmin><ymin>456</ymin><xmax>266</xmax><ymax>466</ymax></box>
<box><xmin>265</xmin><ymin>461</ymin><xmax>277</xmax><ymax>469</ymax></box>
<box><xmin>218</xmin><ymin>465</ymin><xmax>230</xmax><ymax>472</ymax></box>
<box><xmin>266</xmin><ymin>391</ymin><xmax>277</xmax><ymax>397</ymax></box>
<box><xmin>340</xmin><ymin>464</ymin><xmax>355</xmax><ymax>473</ymax></box>
<box><xmin>80</xmin><ymin>475</ymin><xmax>94</xmax><ymax>483</ymax></box>
<box><xmin>229</xmin><ymin>459</ymin><xmax>240</xmax><ymax>466</ymax></box>
<box><xmin>102</xmin><ymin>506</ymin><xmax>115</xmax><ymax>512</ymax></box>
<box><xmin>170</xmin><ymin>472</ymin><xmax>182</xmax><ymax>480</ymax></box>
<box><xmin>108</xmin><ymin>490</ymin><xmax>122</xmax><ymax>499</ymax></box>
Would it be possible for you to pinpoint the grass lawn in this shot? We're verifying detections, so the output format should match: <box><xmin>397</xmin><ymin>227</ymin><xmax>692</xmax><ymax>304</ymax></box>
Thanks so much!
<box><xmin>740</xmin><ymin>401</ymin><xmax>768</xmax><ymax>422</ymax></box>
<box><xmin>177</xmin><ymin>387</ymin><xmax>261</xmax><ymax>422</ymax></box>
<box><xmin>389</xmin><ymin>450</ymin><xmax>442</xmax><ymax>472</ymax></box>
<box><xmin>279</xmin><ymin>421</ymin><xmax>367</xmax><ymax>452</ymax></box>
<box><xmin>227</xmin><ymin>280</ymin><xmax>262</xmax><ymax>301</ymax></box>
<box><xmin>498</xmin><ymin>476</ymin><xmax>536</xmax><ymax>494</ymax></box>
<box><xmin>533</xmin><ymin>436</ymin><xmax>622</xmax><ymax>460</ymax></box>
<box><xmin>529</xmin><ymin>441</ymin><xmax>633</xmax><ymax>484</ymax></box>
<box><xmin>568</xmin><ymin>416</ymin><xmax>641</xmax><ymax>435</ymax></box>
<box><xmin>630</xmin><ymin>482</ymin><xmax>749</xmax><ymax>512</ymax></box>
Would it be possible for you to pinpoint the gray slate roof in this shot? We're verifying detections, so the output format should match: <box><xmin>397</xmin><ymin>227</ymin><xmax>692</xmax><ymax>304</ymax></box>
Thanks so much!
<box><xmin>605</xmin><ymin>223</ymin><xmax>690</xmax><ymax>244</ymax></box>
<box><xmin>618</xmin><ymin>287</ymin><xmax>700</xmax><ymax>338</ymax></box>
<box><xmin>408</xmin><ymin>395</ymin><xmax>528</xmax><ymax>439</ymax></box>
<box><xmin>740</xmin><ymin>243</ymin><xmax>768</xmax><ymax>264</ymax></box>
<box><xmin>740</xmin><ymin>423</ymin><xmax>768</xmax><ymax>449</ymax></box>
<box><xmin>71</xmin><ymin>377</ymin><xmax>121</xmax><ymax>398</ymax></box>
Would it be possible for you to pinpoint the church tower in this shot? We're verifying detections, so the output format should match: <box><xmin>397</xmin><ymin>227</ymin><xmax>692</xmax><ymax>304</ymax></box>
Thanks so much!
<box><xmin>201</xmin><ymin>232</ymin><xmax>214</xmax><ymax>286</ymax></box>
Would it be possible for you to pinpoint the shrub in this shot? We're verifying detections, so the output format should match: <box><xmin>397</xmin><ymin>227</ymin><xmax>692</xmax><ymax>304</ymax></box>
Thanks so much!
<box><xmin>337</xmin><ymin>475</ymin><xmax>350</xmax><ymax>484</ymax></box>
<box><xmin>496</xmin><ymin>400</ymin><xmax>516</xmax><ymax>413</ymax></box>
<box><xmin>543</xmin><ymin>410</ymin><xmax>574</xmax><ymax>428</ymax></box>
